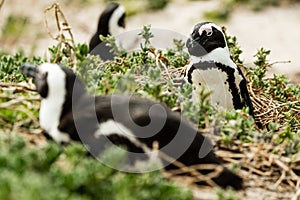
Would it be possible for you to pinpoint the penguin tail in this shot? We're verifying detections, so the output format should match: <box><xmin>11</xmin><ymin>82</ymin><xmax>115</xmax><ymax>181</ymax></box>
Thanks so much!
<box><xmin>211</xmin><ymin>167</ymin><xmax>244</xmax><ymax>190</ymax></box>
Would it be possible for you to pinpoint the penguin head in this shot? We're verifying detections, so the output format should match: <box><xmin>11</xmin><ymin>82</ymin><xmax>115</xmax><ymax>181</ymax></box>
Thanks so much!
<box><xmin>21</xmin><ymin>63</ymin><xmax>86</xmax><ymax>100</ymax></box>
<box><xmin>186</xmin><ymin>22</ymin><xmax>227</xmax><ymax>57</ymax></box>
<box><xmin>98</xmin><ymin>2</ymin><xmax>126</xmax><ymax>37</ymax></box>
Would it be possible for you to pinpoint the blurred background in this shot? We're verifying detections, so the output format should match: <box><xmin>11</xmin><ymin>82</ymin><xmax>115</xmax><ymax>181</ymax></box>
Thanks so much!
<box><xmin>0</xmin><ymin>0</ymin><xmax>299</xmax><ymax>82</ymax></box>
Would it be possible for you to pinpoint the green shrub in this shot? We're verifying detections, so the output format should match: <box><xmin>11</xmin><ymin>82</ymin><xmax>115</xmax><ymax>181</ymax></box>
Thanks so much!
<box><xmin>147</xmin><ymin>0</ymin><xmax>169</xmax><ymax>10</ymax></box>
<box><xmin>0</xmin><ymin>134</ymin><xmax>192</xmax><ymax>200</ymax></box>
<box><xmin>0</xmin><ymin>23</ymin><xmax>299</xmax><ymax>199</ymax></box>
<box><xmin>0</xmin><ymin>52</ymin><xmax>43</xmax><ymax>82</ymax></box>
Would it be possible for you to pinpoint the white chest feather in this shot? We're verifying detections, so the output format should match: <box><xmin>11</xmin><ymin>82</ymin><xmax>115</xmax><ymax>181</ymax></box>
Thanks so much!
<box><xmin>186</xmin><ymin>48</ymin><xmax>244</xmax><ymax>110</ymax></box>
<box><xmin>39</xmin><ymin>64</ymin><xmax>70</xmax><ymax>143</ymax></box>
<box><xmin>94</xmin><ymin>119</ymin><xmax>145</xmax><ymax>150</ymax></box>
<box><xmin>191</xmin><ymin>68</ymin><xmax>235</xmax><ymax>109</ymax></box>
<box><xmin>190</xmin><ymin>47</ymin><xmax>234</xmax><ymax>66</ymax></box>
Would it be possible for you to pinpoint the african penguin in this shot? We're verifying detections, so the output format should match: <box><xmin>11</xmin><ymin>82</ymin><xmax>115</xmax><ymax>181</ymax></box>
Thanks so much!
<box><xmin>184</xmin><ymin>22</ymin><xmax>254</xmax><ymax>116</ymax></box>
<box><xmin>89</xmin><ymin>2</ymin><xmax>126</xmax><ymax>60</ymax></box>
<box><xmin>21</xmin><ymin>63</ymin><xmax>243</xmax><ymax>190</ymax></box>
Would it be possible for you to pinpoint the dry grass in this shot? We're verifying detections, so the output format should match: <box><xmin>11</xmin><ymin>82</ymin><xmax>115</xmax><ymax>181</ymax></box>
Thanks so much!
<box><xmin>158</xmin><ymin>63</ymin><xmax>300</xmax><ymax>198</ymax></box>
<box><xmin>249</xmin><ymin>80</ymin><xmax>300</xmax><ymax>129</ymax></box>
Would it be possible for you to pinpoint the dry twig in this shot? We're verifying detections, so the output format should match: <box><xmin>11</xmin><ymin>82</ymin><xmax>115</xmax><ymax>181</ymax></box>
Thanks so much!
<box><xmin>248</xmin><ymin>80</ymin><xmax>300</xmax><ymax>129</ymax></box>
<box><xmin>292</xmin><ymin>187</ymin><xmax>300</xmax><ymax>200</ymax></box>
<box><xmin>157</xmin><ymin>147</ymin><xmax>223</xmax><ymax>187</ymax></box>
<box><xmin>0</xmin><ymin>0</ymin><xmax>5</xmax><ymax>11</ymax></box>
<box><xmin>0</xmin><ymin>83</ymin><xmax>36</xmax><ymax>92</ymax></box>
<box><xmin>44</xmin><ymin>3</ymin><xmax>77</xmax><ymax>69</ymax></box>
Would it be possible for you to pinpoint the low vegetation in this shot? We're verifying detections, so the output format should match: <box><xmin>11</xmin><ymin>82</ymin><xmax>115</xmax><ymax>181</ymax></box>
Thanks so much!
<box><xmin>0</xmin><ymin>134</ymin><xmax>192</xmax><ymax>200</ymax></box>
<box><xmin>0</xmin><ymin>3</ymin><xmax>299</xmax><ymax>199</ymax></box>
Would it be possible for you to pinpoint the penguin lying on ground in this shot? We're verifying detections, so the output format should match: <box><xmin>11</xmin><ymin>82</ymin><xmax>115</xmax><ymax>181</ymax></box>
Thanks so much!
<box><xmin>184</xmin><ymin>22</ymin><xmax>254</xmax><ymax>116</ymax></box>
<box><xmin>21</xmin><ymin>63</ymin><xmax>243</xmax><ymax>190</ymax></box>
<box><xmin>89</xmin><ymin>2</ymin><xmax>126</xmax><ymax>60</ymax></box>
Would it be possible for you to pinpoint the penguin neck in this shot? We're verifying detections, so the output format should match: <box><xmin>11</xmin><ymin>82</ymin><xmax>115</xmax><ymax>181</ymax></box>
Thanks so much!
<box><xmin>39</xmin><ymin>82</ymin><xmax>67</xmax><ymax>134</ymax></box>
<box><xmin>39</xmin><ymin>77</ymin><xmax>88</xmax><ymax>134</ymax></box>
<box><xmin>108</xmin><ymin>5</ymin><xmax>125</xmax><ymax>36</ymax></box>
<box><xmin>190</xmin><ymin>47</ymin><xmax>235</xmax><ymax>67</ymax></box>
<box><xmin>97</xmin><ymin>19</ymin><xmax>109</xmax><ymax>38</ymax></box>
<box><xmin>95</xmin><ymin>22</ymin><xmax>124</xmax><ymax>41</ymax></box>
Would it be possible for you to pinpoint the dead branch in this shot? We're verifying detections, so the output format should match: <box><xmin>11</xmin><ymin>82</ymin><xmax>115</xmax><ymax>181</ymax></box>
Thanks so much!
<box><xmin>0</xmin><ymin>96</ymin><xmax>40</xmax><ymax>108</ymax></box>
<box><xmin>0</xmin><ymin>0</ymin><xmax>5</xmax><ymax>12</ymax></box>
<box><xmin>44</xmin><ymin>3</ymin><xmax>77</xmax><ymax>69</ymax></box>
<box><xmin>292</xmin><ymin>187</ymin><xmax>300</xmax><ymax>200</ymax></box>
<box><xmin>0</xmin><ymin>82</ymin><xmax>36</xmax><ymax>92</ymax></box>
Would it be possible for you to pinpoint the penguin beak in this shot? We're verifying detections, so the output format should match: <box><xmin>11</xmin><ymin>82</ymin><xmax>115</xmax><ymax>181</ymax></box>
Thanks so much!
<box><xmin>186</xmin><ymin>37</ymin><xmax>207</xmax><ymax>57</ymax></box>
<box><xmin>21</xmin><ymin>63</ymin><xmax>49</xmax><ymax>98</ymax></box>
<box><xmin>20</xmin><ymin>63</ymin><xmax>38</xmax><ymax>78</ymax></box>
<box><xmin>186</xmin><ymin>37</ymin><xmax>196</xmax><ymax>49</ymax></box>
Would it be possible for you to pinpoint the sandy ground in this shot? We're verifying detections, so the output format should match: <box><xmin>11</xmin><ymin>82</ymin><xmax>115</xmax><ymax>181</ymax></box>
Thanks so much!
<box><xmin>0</xmin><ymin>0</ymin><xmax>299</xmax><ymax>83</ymax></box>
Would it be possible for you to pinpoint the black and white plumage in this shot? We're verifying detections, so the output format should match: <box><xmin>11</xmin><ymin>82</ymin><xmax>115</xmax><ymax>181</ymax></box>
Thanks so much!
<box><xmin>184</xmin><ymin>22</ymin><xmax>254</xmax><ymax>115</ymax></box>
<box><xmin>21</xmin><ymin>63</ymin><xmax>243</xmax><ymax>190</ymax></box>
<box><xmin>89</xmin><ymin>2</ymin><xmax>126</xmax><ymax>59</ymax></box>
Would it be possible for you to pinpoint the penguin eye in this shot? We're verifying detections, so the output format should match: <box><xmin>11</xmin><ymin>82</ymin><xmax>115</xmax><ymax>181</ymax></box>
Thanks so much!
<box><xmin>199</xmin><ymin>27</ymin><xmax>213</xmax><ymax>37</ymax></box>
<box><xmin>206</xmin><ymin>30</ymin><xmax>213</xmax><ymax>36</ymax></box>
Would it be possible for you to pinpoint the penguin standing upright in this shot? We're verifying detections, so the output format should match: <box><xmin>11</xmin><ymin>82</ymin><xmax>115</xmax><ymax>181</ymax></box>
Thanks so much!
<box><xmin>89</xmin><ymin>2</ymin><xmax>126</xmax><ymax>60</ymax></box>
<box><xmin>184</xmin><ymin>22</ymin><xmax>254</xmax><ymax>116</ymax></box>
<box><xmin>21</xmin><ymin>63</ymin><xmax>243</xmax><ymax>190</ymax></box>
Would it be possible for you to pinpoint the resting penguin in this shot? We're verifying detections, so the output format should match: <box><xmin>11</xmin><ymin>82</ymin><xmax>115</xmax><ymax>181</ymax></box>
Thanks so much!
<box><xmin>89</xmin><ymin>2</ymin><xmax>126</xmax><ymax>60</ymax></box>
<box><xmin>184</xmin><ymin>22</ymin><xmax>254</xmax><ymax>116</ymax></box>
<box><xmin>21</xmin><ymin>63</ymin><xmax>243</xmax><ymax>190</ymax></box>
